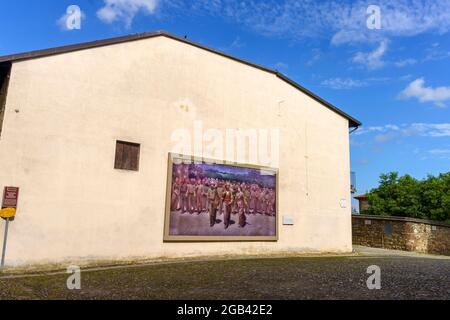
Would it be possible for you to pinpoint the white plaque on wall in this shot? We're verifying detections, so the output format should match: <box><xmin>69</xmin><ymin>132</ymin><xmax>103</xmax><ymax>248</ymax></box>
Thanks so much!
<box><xmin>283</xmin><ymin>216</ymin><xmax>294</xmax><ymax>225</ymax></box>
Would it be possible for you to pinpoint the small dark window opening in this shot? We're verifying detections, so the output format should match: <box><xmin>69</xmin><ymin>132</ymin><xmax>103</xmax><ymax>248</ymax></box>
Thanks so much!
<box><xmin>0</xmin><ymin>62</ymin><xmax>12</xmax><ymax>137</ymax></box>
<box><xmin>114</xmin><ymin>141</ymin><xmax>140</xmax><ymax>171</ymax></box>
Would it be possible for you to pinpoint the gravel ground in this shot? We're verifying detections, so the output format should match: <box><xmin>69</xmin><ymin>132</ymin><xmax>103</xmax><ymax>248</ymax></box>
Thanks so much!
<box><xmin>0</xmin><ymin>252</ymin><xmax>449</xmax><ymax>300</ymax></box>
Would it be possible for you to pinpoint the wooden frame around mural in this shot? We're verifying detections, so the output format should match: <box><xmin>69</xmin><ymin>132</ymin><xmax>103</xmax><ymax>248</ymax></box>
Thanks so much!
<box><xmin>164</xmin><ymin>153</ymin><xmax>279</xmax><ymax>242</ymax></box>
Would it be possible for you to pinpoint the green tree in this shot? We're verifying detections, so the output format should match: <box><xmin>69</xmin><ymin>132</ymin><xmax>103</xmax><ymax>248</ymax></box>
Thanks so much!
<box><xmin>362</xmin><ymin>172</ymin><xmax>450</xmax><ymax>223</ymax></box>
<box><xmin>421</xmin><ymin>173</ymin><xmax>450</xmax><ymax>222</ymax></box>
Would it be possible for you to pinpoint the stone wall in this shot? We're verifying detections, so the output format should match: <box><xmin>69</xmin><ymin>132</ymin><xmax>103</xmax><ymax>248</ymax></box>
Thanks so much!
<box><xmin>352</xmin><ymin>215</ymin><xmax>450</xmax><ymax>256</ymax></box>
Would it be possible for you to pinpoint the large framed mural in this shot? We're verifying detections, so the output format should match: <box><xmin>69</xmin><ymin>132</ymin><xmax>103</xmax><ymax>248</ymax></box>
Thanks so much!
<box><xmin>164</xmin><ymin>153</ymin><xmax>279</xmax><ymax>241</ymax></box>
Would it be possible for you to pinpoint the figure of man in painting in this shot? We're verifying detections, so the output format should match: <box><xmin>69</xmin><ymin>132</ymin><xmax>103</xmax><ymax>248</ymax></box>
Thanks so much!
<box><xmin>249</xmin><ymin>184</ymin><xmax>258</xmax><ymax>214</ymax></box>
<box><xmin>171</xmin><ymin>177</ymin><xmax>181</xmax><ymax>211</ymax></box>
<box><xmin>222</xmin><ymin>183</ymin><xmax>234</xmax><ymax>229</ymax></box>
<box><xmin>182</xmin><ymin>165</ymin><xmax>189</xmax><ymax>182</ymax></box>
<box><xmin>231</xmin><ymin>183</ymin><xmax>239</xmax><ymax>215</ymax></box>
<box><xmin>175</xmin><ymin>165</ymin><xmax>183</xmax><ymax>181</ymax></box>
<box><xmin>269</xmin><ymin>189</ymin><xmax>276</xmax><ymax>216</ymax></box>
<box><xmin>263</xmin><ymin>188</ymin><xmax>272</xmax><ymax>216</ymax></box>
<box><xmin>187</xmin><ymin>178</ymin><xmax>197</xmax><ymax>214</ymax></box>
<box><xmin>216</xmin><ymin>181</ymin><xmax>225</xmax><ymax>216</ymax></box>
<box><xmin>201</xmin><ymin>178</ymin><xmax>209</xmax><ymax>213</ymax></box>
<box><xmin>243</xmin><ymin>184</ymin><xmax>251</xmax><ymax>215</ymax></box>
<box><xmin>179</xmin><ymin>178</ymin><xmax>188</xmax><ymax>214</ymax></box>
<box><xmin>195</xmin><ymin>178</ymin><xmax>203</xmax><ymax>214</ymax></box>
<box><xmin>207</xmin><ymin>183</ymin><xmax>221</xmax><ymax>227</ymax></box>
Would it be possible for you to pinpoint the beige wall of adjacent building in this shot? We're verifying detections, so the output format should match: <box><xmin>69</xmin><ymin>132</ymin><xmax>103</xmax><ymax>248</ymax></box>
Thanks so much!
<box><xmin>0</xmin><ymin>36</ymin><xmax>352</xmax><ymax>266</ymax></box>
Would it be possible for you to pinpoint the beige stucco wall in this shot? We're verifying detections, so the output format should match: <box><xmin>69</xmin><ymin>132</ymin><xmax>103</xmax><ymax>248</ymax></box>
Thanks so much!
<box><xmin>0</xmin><ymin>36</ymin><xmax>352</xmax><ymax>267</ymax></box>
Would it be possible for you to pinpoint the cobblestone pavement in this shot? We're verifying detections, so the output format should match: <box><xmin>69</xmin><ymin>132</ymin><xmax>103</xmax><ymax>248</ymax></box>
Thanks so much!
<box><xmin>0</xmin><ymin>249</ymin><xmax>449</xmax><ymax>300</ymax></box>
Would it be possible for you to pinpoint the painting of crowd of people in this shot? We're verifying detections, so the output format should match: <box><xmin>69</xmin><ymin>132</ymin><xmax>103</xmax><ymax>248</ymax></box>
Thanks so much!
<box><xmin>166</xmin><ymin>158</ymin><xmax>277</xmax><ymax>238</ymax></box>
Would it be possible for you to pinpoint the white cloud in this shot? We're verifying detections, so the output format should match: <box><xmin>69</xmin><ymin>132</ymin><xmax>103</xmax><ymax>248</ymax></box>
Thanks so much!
<box><xmin>352</xmin><ymin>40</ymin><xmax>388</xmax><ymax>70</ymax></box>
<box><xmin>330</xmin><ymin>0</ymin><xmax>450</xmax><ymax>45</ymax></box>
<box><xmin>97</xmin><ymin>0</ymin><xmax>159</xmax><ymax>27</ymax></box>
<box><xmin>229</xmin><ymin>36</ymin><xmax>245</xmax><ymax>49</ymax></box>
<box><xmin>395</xmin><ymin>58</ymin><xmax>417</xmax><ymax>67</ymax></box>
<box><xmin>321</xmin><ymin>78</ymin><xmax>367</xmax><ymax>90</ymax></box>
<box><xmin>399</xmin><ymin>78</ymin><xmax>450</xmax><ymax>107</ymax></box>
<box><xmin>423</xmin><ymin>46</ymin><xmax>450</xmax><ymax>62</ymax></box>
<box><xmin>429</xmin><ymin>149</ymin><xmax>450</xmax><ymax>155</ymax></box>
<box><xmin>274</xmin><ymin>62</ymin><xmax>288</xmax><ymax>70</ymax></box>
<box><xmin>355</xmin><ymin>123</ymin><xmax>450</xmax><ymax>140</ymax></box>
<box><xmin>375</xmin><ymin>132</ymin><xmax>397</xmax><ymax>142</ymax></box>
<box><xmin>220</xmin><ymin>36</ymin><xmax>245</xmax><ymax>51</ymax></box>
<box><xmin>428</xmin><ymin>149</ymin><xmax>450</xmax><ymax>159</ymax></box>
<box><xmin>409</xmin><ymin>123</ymin><xmax>450</xmax><ymax>137</ymax></box>
<box><xmin>385</xmin><ymin>125</ymin><xmax>400</xmax><ymax>130</ymax></box>
<box><xmin>355</xmin><ymin>125</ymin><xmax>395</xmax><ymax>136</ymax></box>
<box><xmin>399</xmin><ymin>74</ymin><xmax>413</xmax><ymax>81</ymax></box>
<box><xmin>306</xmin><ymin>48</ymin><xmax>322</xmax><ymax>66</ymax></box>
<box><xmin>166</xmin><ymin>1</ymin><xmax>450</xmax><ymax>45</ymax></box>
<box><xmin>331</xmin><ymin>30</ymin><xmax>372</xmax><ymax>46</ymax></box>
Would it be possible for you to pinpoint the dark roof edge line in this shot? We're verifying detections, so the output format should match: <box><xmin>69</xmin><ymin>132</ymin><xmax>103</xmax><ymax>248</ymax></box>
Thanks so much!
<box><xmin>276</xmin><ymin>73</ymin><xmax>361</xmax><ymax>128</ymax></box>
<box><xmin>0</xmin><ymin>31</ymin><xmax>164</xmax><ymax>63</ymax></box>
<box><xmin>0</xmin><ymin>30</ymin><xmax>361</xmax><ymax>128</ymax></box>
<box><xmin>163</xmin><ymin>33</ymin><xmax>361</xmax><ymax>128</ymax></box>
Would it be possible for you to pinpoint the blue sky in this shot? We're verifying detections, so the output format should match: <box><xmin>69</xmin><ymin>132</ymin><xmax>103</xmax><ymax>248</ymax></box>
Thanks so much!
<box><xmin>1</xmin><ymin>0</ymin><xmax>449</xmax><ymax>200</ymax></box>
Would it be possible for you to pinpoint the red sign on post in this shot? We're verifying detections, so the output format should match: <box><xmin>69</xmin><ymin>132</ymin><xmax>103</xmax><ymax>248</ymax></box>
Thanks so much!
<box><xmin>2</xmin><ymin>187</ymin><xmax>19</xmax><ymax>209</ymax></box>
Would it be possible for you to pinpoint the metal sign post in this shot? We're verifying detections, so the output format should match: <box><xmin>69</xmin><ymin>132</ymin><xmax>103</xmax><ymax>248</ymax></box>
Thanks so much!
<box><xmin>1</xmin><ymin>218</ymin><xmax>10</xmax><ymax>268</ymax></box>
<box><xmin>0</xmin><ymin>187</ymin><xmax>19</xmax><ymax>269</ymax></box>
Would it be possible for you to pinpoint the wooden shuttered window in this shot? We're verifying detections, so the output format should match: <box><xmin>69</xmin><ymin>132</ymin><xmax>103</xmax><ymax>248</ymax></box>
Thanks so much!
<box><xmin>114</xmin><ymin>141</ymin><xmax>140</xmax><ymax>171</ymax></box>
